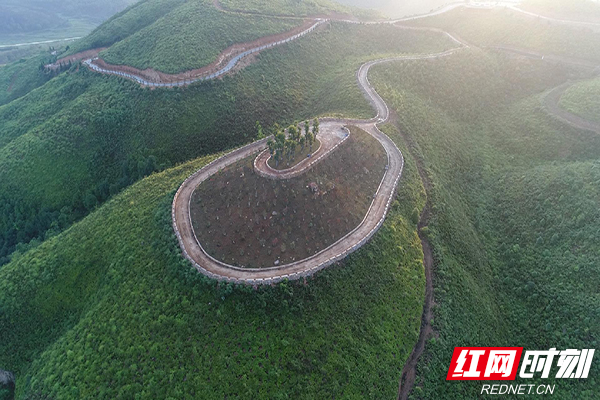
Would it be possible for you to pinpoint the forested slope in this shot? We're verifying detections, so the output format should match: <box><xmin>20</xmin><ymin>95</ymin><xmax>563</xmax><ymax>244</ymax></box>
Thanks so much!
<box><xmin>370</xmin><ymin>48</ymin><xmax>600</xmax><ymax>399</ymax></box>
<box><xmin>0</xmin><ymin>131</ymin><xmax>427</xmax><ymax>399</ymax></box>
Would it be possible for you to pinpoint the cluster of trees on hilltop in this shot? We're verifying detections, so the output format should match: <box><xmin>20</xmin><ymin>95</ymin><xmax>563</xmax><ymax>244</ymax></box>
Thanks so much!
<box><xmin>266</xmin><ymin>119</ymin><xmax>319</xmax><ymax>168</ymax></box>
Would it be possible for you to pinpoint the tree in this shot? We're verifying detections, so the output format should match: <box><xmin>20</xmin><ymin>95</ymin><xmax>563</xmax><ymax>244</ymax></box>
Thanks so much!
<box><xmin>304</xmin><ymin>120</ymin><xmax>310</xmax><ymax>137</ymax></box>
<box><xmin>256</xmin><ymin>121</ymin><xmax>264</xmax><ymax>139</ymax></box>
<box><xmin>285</xmin><ymin>140</ymin><xmax>297</xmax><ymax>165</ymax></box>
<box><xmin>274</xmin><ymin>131</ymin><xmax>286</xmax><ymax>167</ymax></box>
<box><xmin>288</xmin><ymin>125</ymin><xmax>299</xmax><ymax>143</ymax></box>
<box><xmin>306</xmin><ymin>132</ymin><xmax>315</xmax><ymax>152</ymax></box>
<box><xmin>312</xmin><ymin>118</ymin><xmax>319</xmax><ymax>139</ymax></box>
<box><xmin>267</xmin><ymin>139</ymin><xmax>275</xmax><ymax>157</ymax></box>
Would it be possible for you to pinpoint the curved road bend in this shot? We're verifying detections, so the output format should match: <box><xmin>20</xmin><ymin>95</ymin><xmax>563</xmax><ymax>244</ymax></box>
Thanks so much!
<box><xmin>75</xmin><ymin>0</ymin><xmax>600</xmax><ymax>87</ymax></box>
<box><xmin>488</xmin><ymin>46</ymin><xmax>600</xmax><ymax>134</ymax></box>
<box><xmin>80</xmin><ymin>1</ymin><xmax>516</xmax><ymax>87</ymax></box>
<box><xmin>83</xmin><ymin>19</ymin><xmax>326</xmax><ymax>87</ymax></box>
<box><xmin>172</xmin><ymin>44</ymin><xmax>466</xmax><ymax>285</ymax></box>
<box><xmin>543</xmin><ymin>80</ymin><xmax>600</xmax><ymax>135</ymax></box>
<box><xmin>253</xmin><ymin>122</ymin><xmax>349</xmax><ymax>180</ymax></box>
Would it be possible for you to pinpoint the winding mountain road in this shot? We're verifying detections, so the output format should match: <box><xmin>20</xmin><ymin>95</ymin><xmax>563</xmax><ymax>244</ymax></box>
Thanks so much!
<box><xmin>70</xmin><ymin>1</ymin><xmax>524</xmax><ymax>86</ymax></box>
<box><xmin>171</xmin><ymin>39</ymin><xmax>467</xmax><ymax>284</ymax></box>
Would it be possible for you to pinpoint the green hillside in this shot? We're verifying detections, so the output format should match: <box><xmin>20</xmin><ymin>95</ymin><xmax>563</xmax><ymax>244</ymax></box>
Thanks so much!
<box><xmin>560</xmin><ymin>77</ymin><xmax>600</xmax><ymax>123</ymax></box>
<box><xmin>0</xmin><ymin>133</ymin><xmax>427</xmax><ymax>398</ymax></box>
<box><xmin>100</xmin><ymin>0</ymin><xmax>301</xmax><ymax>74</ymax></box>
<box><xmin>0</xmin><ymin>54</ymin><xmax>51</xmax><ymax>106</ymax></box>
<box><xmin>370</xmin><ymin>49</ymin><xmax>600</xmax><ymax>398</ymax></box>
<box><xmin>3</xmin><ymin>0</ymin><xmax>600</xmax><ymax>398</ymax></box>
<box><xmin>0</xmin><ymin>21</ymin><xmax>453</xmax><ymax>266</ymax></box>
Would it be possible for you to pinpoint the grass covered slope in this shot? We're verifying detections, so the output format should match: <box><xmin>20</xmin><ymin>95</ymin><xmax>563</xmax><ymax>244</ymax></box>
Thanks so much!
<box><xmin>191</xmin><ymin>126</ymin><xmax>386</xmax><ymax>268</ymax></box>
<box><xmin>370</xmin><ymin>49</ymin><xmax>600</xmax><ymax>398</ymax></box>
<box><xmin>0</xmin><ymin>135</ymin><xmax>427</xmax><ymax>398</ymax></box>
<box><xmin>0</xmin><ymin>55</ymin><xmax>52</xmax><ymax>106</ymax></box>
<box><xmin>0</xmin><ymin>22</ymin><xmax>453</xmax><ymax>265</ymax></box>
<box><xmin>559</xmin><ymin>77</ymin><xmax>600</xmax><ymax>123</ymax></box>
<box><xmin>100</xmin><ymin>0</ymin><xmax>302</xmax><ymax>73</ymax></box>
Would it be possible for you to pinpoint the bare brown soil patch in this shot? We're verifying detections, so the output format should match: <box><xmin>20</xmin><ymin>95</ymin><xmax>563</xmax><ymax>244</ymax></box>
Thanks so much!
<box><xmin>46</xmin><ymin>48</ymin><xmax>106</xmax><ymax>70</ymax></box>
<box><xmin>190</xmin><ymin>126</ymin><xmax>386</xmax><ymax>268</ymax></box>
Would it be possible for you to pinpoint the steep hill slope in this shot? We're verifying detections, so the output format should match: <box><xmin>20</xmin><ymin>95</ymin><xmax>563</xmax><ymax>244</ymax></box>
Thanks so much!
<box><xmin>0</xmin><ymin>135</ymin><xmax>427</xmax><ymax>398</ymax></box>
<box><xmin>98</xmin><ymin>0</ymin><xmax>303</xmax><ymax>73</ymax></box>
<box><xmin>67</xmin><ymin>0</ymin><xmax>187</xmax><ymax>54</ymax></box>
<box><xmin>217</xmin><ymin>0</ymin><xmax>364</xmax><ymax>17</ymax></box>
<box><xmin>0</xmin><ymin>55</ymin><xmax>50</xmax><ymax>106</ymax></box>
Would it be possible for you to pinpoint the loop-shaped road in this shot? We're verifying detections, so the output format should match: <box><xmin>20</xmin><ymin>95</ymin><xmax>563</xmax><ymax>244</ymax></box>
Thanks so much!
<box><xmin>171</xmin><ymin>46</ymin><xmax>465</xmax><ymax>284</ymax></box>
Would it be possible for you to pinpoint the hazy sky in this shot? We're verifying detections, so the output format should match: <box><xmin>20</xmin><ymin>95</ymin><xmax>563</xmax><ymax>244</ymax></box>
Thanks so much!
<box><xmin>335</xmin><ymin>0</ymin><xmax>452</xmax><ymax>18</ymax></box>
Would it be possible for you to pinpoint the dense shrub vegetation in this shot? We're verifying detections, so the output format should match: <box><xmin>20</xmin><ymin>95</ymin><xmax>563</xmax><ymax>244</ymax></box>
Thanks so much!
<box><xmin>0</xmin><ymin>55</ymin><xmax>53</xmax><ymax>106</ymax></box>
<box><xmin>0</xmin><ymin>22</ymin><xmax>453</xmax><ymax>266</ymax></box>
<box><xmin>0</xmin><ymin>138</ymin><xmax>427</xmax><ymax>398</ymax></box>
<box><xmin>370</xmin><ymin>48</ymin><xmax>600</xmax><ymax>398</ymax></box>
<box><xmin>4</xmin><ymin>0</ymin><xmax>600</xmax><ymax>397</ymax></box>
